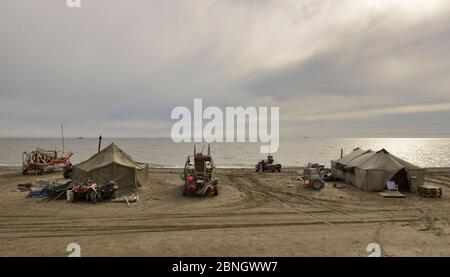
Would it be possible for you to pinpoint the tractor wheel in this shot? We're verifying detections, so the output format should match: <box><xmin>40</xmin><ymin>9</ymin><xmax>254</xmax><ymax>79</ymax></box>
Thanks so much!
<box><xmin>182</xmin><ymin>184</ymin><xmax>187</xmax><ymax>196</ymax></box>
<box><xmin>213</xmin><ymin>186</ymin><xmax>219</xmax><ymax>196</ymax></box>
<box><xmin>89</xmin><ymin>191</ymin><xmax>97</xmax><ymax>204</ymax></box>
<box><xmin>311</xmin><ymin>180</ymin><xmax>322</xmax><ymax>190</ymax></box>
<box><xmin>271</xmin><ymin>167</ymin><xmax>276</xmax><ymax>173</ymax></box>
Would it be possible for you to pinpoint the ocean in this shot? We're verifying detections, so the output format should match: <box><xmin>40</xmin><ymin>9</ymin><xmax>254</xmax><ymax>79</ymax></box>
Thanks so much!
<box><xmin>1</xmin><ymin>138</ymin><xmax>449</xmax><ymax>168</ymax></box>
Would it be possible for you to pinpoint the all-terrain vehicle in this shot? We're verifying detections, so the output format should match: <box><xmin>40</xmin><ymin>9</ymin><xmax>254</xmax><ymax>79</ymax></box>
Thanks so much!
<box><xmin>70</xmin><ymin>179</ymin><xmax>118</xmax><ymax>203</ymax></box>
<box><xmin>255</xmin><ymin>155</ymin><xmax>282</xmax><ymax>173</ymax></box>
<box><xmin>181</xmin><ymin>144</ymin><xmax>218</xmax><ymax>196</ymax></box>
<box><xmin>71</xmin><ymin>179</ymin><xmax>98</xmax><ymax>203</ymax></box>
<box><xmin>96</xmin><ymin>180</ymin><xmax>119</xmax><ymax>201</ymax></box>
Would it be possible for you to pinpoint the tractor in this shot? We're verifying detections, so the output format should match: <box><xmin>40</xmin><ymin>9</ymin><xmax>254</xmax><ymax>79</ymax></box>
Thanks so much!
<box><xmin>303</xmin><ymin>166</ymin><xmax>325</xmax><ymax>190</ymax></box>
<box><xmin>181</xmin><ymin>144</ymin><xmax>218</xmax><ymax>197</ymax></box>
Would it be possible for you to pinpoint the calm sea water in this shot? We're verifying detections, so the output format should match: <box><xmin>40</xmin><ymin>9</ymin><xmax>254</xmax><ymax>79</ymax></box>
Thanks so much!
<box><xmin>1</xmin><ymin>138</ymin><xmax>449</xmax><ymax>168</ymax></box>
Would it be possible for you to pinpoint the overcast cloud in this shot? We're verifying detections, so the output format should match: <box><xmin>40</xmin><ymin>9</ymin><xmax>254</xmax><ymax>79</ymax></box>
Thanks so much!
<box><xmin>0</xmin><ymin>0</ymin><xmax>449</xmax><ymax>138</ymax></box>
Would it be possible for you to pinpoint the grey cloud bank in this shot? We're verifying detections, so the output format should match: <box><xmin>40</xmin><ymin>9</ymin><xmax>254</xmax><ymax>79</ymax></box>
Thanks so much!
<box><xmin>0</xmin><ymin>0</ymin><xmax>449</xmax><ymax>137</ymax></box>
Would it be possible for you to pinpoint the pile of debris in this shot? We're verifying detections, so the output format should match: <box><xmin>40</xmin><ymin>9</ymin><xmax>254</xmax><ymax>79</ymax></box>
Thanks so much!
<box><xmin>19</xmin><ymin>178</ymin><xmax>123</xmax><ymax>204</ymax></box>
<box><xmin>18</xmin><ymin>179</ymin><xmax>73</xmax><ymax>202</ymax></box>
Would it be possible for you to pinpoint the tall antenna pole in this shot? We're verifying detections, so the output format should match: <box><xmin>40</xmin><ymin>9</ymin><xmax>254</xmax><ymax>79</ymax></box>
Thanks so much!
<box><xmin>61</xmin><ymin>124</ymin><xmax>65</xmax><ymax>153</ymax></box>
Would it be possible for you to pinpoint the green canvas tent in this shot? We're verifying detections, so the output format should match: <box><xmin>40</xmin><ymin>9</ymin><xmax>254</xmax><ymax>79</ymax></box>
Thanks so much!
<box><xmin>331</xmin><ymin>148</ymin><xmax>372</xmax><ymax>180</ymax></box>
<box><xmin>343</xmin><ymin>149</ymin><xmax>424</xmax><ymax>192</ymax></box>
<box><xmin>71</xmin><ymin>143</ymin><xmax>149</xmax><ymax>191</ymax></box>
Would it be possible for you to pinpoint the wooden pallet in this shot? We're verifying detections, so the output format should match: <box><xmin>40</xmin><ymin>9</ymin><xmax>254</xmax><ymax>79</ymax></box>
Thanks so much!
<box><xmin>379</xmin><ymin>191</ymin><xmax>406</xmax><ymax>198</ymax></box>
<box><xmin>417</xmin><ymin>186</ymin><xmax>442</xmax><ymax>198</ymax></box>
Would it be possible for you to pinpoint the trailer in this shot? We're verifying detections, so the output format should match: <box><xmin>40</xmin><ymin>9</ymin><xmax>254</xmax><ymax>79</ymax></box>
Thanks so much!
<box><xmin>22</xmin><ymin>148</ymin><xmax>73</xmax><ymax>175</ymax></box>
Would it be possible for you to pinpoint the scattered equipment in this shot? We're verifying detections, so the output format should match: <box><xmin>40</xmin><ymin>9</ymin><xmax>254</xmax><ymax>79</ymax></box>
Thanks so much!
<box><xmin>26</xmin><ymin>179</ymin><xmax>73</xmax><ymax>201</ymax></box>
<box><xmin>111</xmin><ymin>194</ymin><xmax>139</xmax><ymax>207</ymax></box>
<box><xmin>255</xmin><ymin>155</ymin><xmax>282</xmax><ymax>173</ymax></box>
<box><xmin>333</xmin><ymin>183</ymin><xmax>347</xmax><ymax>189</ymax></box>
<box><xmin>181</xmin><ymin>144</ymin><xmax>218</xmax><ymax>197</ymax></box>
<box><xmin>22</xmin><ymin>148</ymin><xmax>73</xmax><ymax>175</ymax></box>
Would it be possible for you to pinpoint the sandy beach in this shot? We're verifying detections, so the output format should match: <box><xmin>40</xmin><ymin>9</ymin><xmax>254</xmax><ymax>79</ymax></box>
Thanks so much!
<box><xmin>0</xmin><ymin>166</ymin><xmax>449</xmax><ymax>257</ymax></box>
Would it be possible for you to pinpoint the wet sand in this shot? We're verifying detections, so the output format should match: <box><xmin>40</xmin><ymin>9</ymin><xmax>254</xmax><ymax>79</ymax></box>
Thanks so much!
<box><xmin>0</xmin><ymin>167</ymin><xmax>449</xmax><ymax>256</ymax></box>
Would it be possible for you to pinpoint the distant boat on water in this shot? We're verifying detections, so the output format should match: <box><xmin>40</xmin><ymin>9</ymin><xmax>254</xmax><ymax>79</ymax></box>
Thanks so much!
<box><xmin>78</xmin><ymin>137</ymin><xmax>84</xmax><ymax>139</ymax></box>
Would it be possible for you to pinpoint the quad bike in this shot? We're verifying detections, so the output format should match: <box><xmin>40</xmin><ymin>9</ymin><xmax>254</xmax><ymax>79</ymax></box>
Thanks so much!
<box><xmin>181</xmin><ymin>144</ymin><xmax>218</xmax><ymax>197</ymax></box>
<box><xmin>70</xmin><ymin>180</ymin><xmax>118</xmax><ymax>203</ymax></box>
<box><xmin>255</xmin><ymin>155</ymin><xmax>282</xmax><ymax>173</ymax></box>
<box><xmin>71</xmin><ymin>179</ymin><xmax>98</xmax><ymax>204</ymax></box>
<box><xmin>96</xmin><ymin>180</ymin><xmax>119</xmax><ymax>201</ymax></box>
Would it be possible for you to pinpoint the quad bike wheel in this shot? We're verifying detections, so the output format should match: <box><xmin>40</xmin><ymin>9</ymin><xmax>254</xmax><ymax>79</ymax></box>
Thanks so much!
<box><xmin>311</xmin><ymin>180</ymin><xmax>322</xmax><ymax>190</ymax></box>
<box><xmin>89</xmin><ymin>191</ymin><xmax>97</xmax><ymax>204</ymax></box>
<box><xmin>213</xmin><ymin>185</ymin><xmax>219</xmax><ymax>196</ymax></box>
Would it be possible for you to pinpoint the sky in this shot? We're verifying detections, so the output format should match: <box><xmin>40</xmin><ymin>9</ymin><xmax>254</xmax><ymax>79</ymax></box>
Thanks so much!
<box><xmin>0</xmin><ymin>0</ymin><xmax>450</xmax><ymax>138</ymax></box>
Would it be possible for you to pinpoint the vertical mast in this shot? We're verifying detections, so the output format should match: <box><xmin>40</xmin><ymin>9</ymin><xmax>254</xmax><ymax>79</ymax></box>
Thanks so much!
<box><xmin>61</xmin><ymin>124</ymin><xmax>65</xmax><ymax>153</ymax></box>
